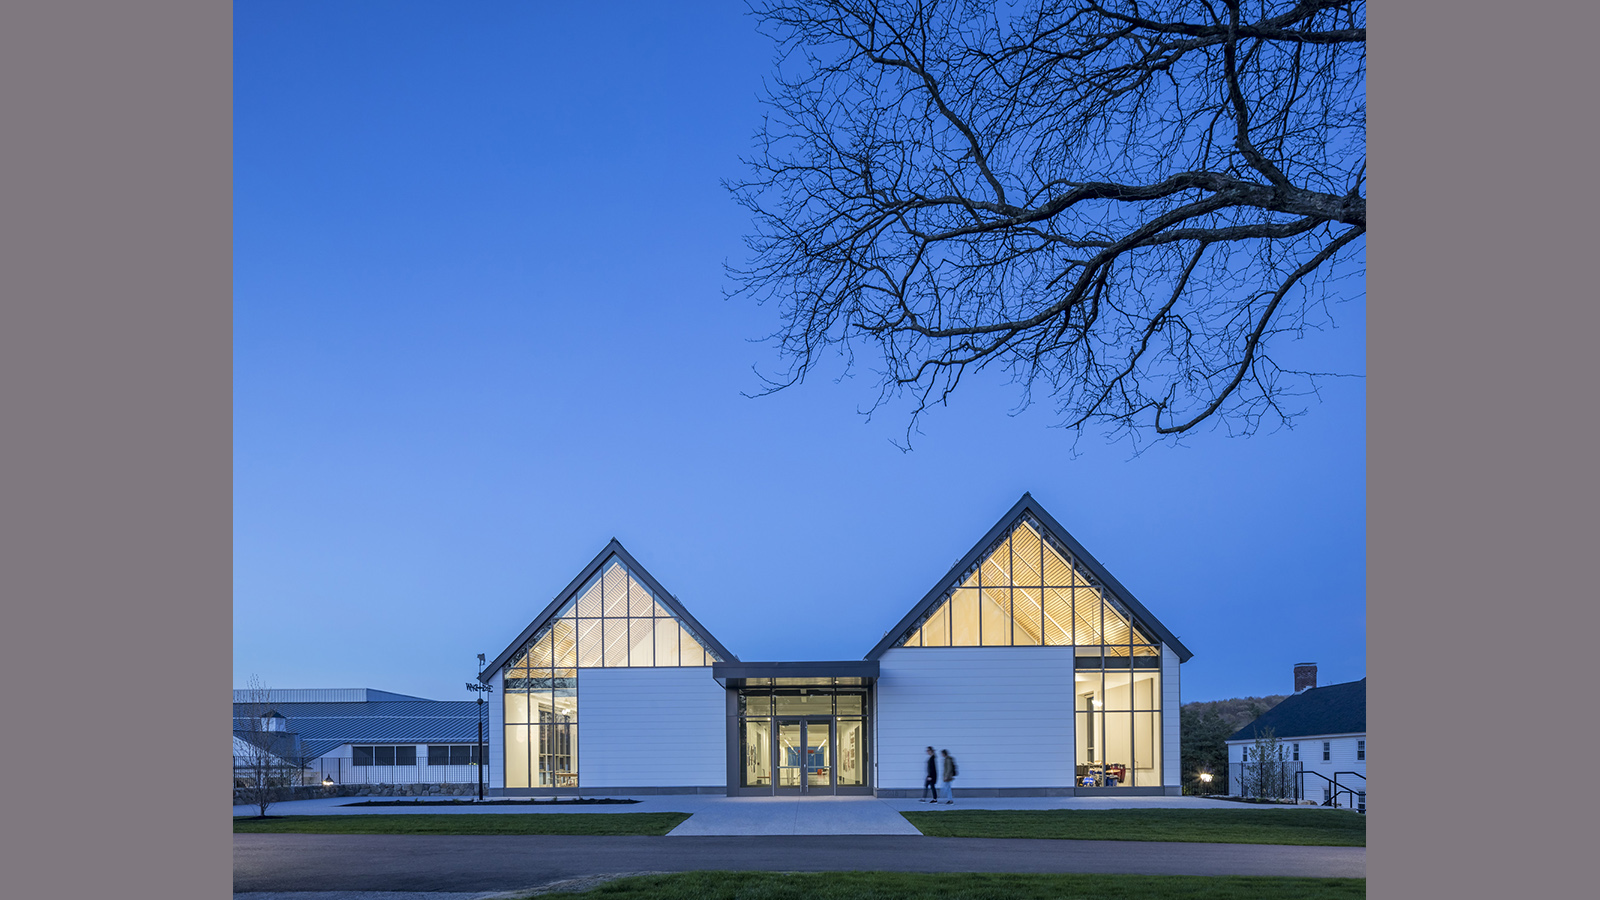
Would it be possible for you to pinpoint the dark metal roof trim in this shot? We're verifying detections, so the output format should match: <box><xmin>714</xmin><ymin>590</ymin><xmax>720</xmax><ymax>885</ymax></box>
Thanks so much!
<box><xmin>712</xmin><ymin>660</ymin><xmax>879</xmax><ymax>682</ymax></box>
<box><xmin>862</xmin><ymin>493</ymin><xmax>1194</xmax><ymax>663</ymax></box>
<box><xmin>480</xmin><ymin>539</ymin><xmax>739</xmax><ymax>681</ymax></box>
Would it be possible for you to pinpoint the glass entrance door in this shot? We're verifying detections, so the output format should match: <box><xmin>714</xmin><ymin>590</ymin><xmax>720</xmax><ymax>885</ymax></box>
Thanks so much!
<box><xmin>774</xmin><ymin>719</ymin><xmax>833</xmax><ymax>794</ymax></box>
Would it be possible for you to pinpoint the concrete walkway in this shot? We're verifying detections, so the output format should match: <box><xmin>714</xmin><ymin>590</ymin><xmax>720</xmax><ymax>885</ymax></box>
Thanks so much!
<box><xmin>667</xmin><ymin>796</ymin><xmax>921</xmax><ymax>835</ymax></box>
<box><xmin>235</xmin><ymin>792</ymin><xmax>1256</xmax><ymax>820</ymax></box>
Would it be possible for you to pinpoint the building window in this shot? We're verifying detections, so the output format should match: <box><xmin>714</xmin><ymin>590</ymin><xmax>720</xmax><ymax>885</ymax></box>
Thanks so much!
<box><xmin>1322</xmin><ymin>741</ymin><xmax>1331</xmax><ymax>761</ymax></box>
<box><xmin>1357</xmin><ymin>740</ymin><xmax>1365</xmax><ymax>761</ymax></box>
<box><xmin>352</xmin><ymin>745</ymin><xmax>417</xmax><ymax>766</ymax></box>
<box><xmin>428</xmin><ymin>745</ymin><xmax>481</xmax><ymax>766</ymax></box>
<box><xmin>900</xmin><ymin>516</ymin><xmax>1159</xmax><ymax>657</ymax></box>
<box><xmin>502</xmin><ymin>554</ymin><xmax>736</xmax><ymax>789</ymax></box>
<box><xmin>1292</xmin><ymin>743</ymin><xmax>1299</xmax><ymax>761</ymax></box>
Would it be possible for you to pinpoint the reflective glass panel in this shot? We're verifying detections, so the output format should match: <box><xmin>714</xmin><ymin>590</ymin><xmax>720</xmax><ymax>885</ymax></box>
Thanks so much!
<box><xmin>776</xmin><ymin>722</ymin><xmax>804</xmax><ymax>787</ymax></box>
<box><xmin>1100</xmin><ymin>712</ymin><xmax>1132</xmax><ymax>785</ymax></box>
<box><xmin>551</xmin><ymin>616</ymin><xmax>578</xmax><ymax>668</ymax></box>
<box><xmin>602</xmin><ymin>561</ymin><xmax>629</xmax><ymax>617</ymax></box>
<box><xmin>837</xmin><ymin>718</ymin><xmax>866</xmax><ymax>785</ymax></box>
<box><xmin>923</xmin><ymin>601</ymin><xmax>950</xmax><ymax>646</ymax></box>
<box><xmin>742</xmin><ymin>718</ymin><xmax>772</xmax><ymax>786</ymax></box>
<box><xmin>981</xmin><ymin>538</ymin><xmax>1012</xmax><ymax>588</ymax></box>
<box><xmin>1103</xmin><ymin>670</ymin><xmax>1133</xmax><ymax>710</ymax></box>
<box><xmin>603</xmin><ymin>619</ymin><xmax>630</xmax><ymax>667</ymax></box>
<box><xmin>628</xmin><ymin>574</ymin><xmax>655</xmax><ymax>617</ymax></box>
<box><xmin>629</xmin><ymin>617</ymin><xmax>653</xmax><ymax>667</ymax></box>
<box><xmin>504</xmin><ymin>691</ymin><xmax>530</xmax><ymax>725</ymax></box>
<box><xmin>1013</xmin><ymin>586</ymin><xmax>1043</xmax><ymax>645</ymax></box>
<box><xmin>774</xmin><ymin>692</ymin><xmax>833</xmax><ymax>716</ymax></box>
<box><xmin>949</xmin><ymin>589</ymin><xmax>979</xmax><ymax>645</ymax></box>
<box><xmin>741</xmin><ymin>693</ymin><xmax>773</xmax><ymax>716</ymax></box>
<box><xmin>980</xmin><ymin>587</ymin><xmax>1010</xmax><ymax>645</ymax></box>
<box><xmin>504</xmin><ymin>724</ymin><xmax>530</xmax><ymax>788</ymax></box>
<box><xmin>577</xmin><ymin>618</ymin><xmax>603</xmax><ymax>668</ymax></box>
<box><xmin>575</xmin><ymin>575</ymin><xmax>603</xmax><ymax>618</ymax></box>
<box><xmin>1133</xmin><ymin>711</ymin><xmax>1161</xmax><ymax>785</ymax></box>
<box><xmin>1042</xmin><ymin>586</ymin><xmax>1071</xmax><ymax>645</ymax></box>
<box><xmin>1011</xmin><ymin>522</ymin><xmax>1045</xmax><ymax>586</ymax></box>
<box><xmin>654</xmin><ymin>616</ymin><xmax>680</xmax><ymax>666</ymax></box>
<box><xmin>1132</xmin><ymin>671</ymin><xmax>1160</xmax><ymax>710</ymax></box>
<box><xmin>526</xmin><ymin>630</ymin><xmax>554</xmax><ymax>669</ymax></box>
<box><xmin>806</xmin><ymin>720</ymin><xmax>832</xmax><ymax>787</ymax></box>
<box><xmin>835</xmin><ymin>693</ymin><xmax>864</xmax><ymax>716</ymax></box>
<box><xmin>681</xmin><ymin>635</ymin><xmax>708</xmax><ymax>667</ymax></box>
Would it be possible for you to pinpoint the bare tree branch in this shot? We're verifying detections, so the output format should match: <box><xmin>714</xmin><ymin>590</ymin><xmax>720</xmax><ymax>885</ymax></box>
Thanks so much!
<box><xmin>730</xmin><ymin>0</ymin><xmax>1366</xmax><ymax>446</ymax></box>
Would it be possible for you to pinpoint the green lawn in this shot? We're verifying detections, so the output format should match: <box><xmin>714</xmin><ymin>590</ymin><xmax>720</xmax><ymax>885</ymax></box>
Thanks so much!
<box><xmin>231</xmin><ymin>812</ymin><xmax>690</xmax><ymax>836</ymax></box>
<box><xmin>901</xmin><ymin>808</ymin><xmax>1366</xmax><ymax>846</ymax></box>
<box><xmin>532</xmin><ymin>871</ymin><xmax>1364</xmax><ymax>899</ymax></box>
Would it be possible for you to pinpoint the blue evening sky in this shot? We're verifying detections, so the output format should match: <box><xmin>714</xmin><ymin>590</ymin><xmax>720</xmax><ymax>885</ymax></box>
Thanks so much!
<box><xmin>234</xmin><ymin>1</ymin><xmax>1365</xmax><ymax>705</ymax></box>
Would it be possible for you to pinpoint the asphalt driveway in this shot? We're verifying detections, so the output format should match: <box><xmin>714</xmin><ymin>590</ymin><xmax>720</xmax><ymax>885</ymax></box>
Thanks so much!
<box><xmin>234</xmin><ymin>833</ymin><xmax>1365</xmax><ymax>892</ymax></box>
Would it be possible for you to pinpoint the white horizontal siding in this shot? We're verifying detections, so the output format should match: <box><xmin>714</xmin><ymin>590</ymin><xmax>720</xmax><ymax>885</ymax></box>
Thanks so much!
<box><xmin>577</xmin><ymin>667</ymin><xmax>725</xmax><ymax>788</ymax></box>
<box><xmin>488</xmin><ymin>669</ymin><xmax>505</xmax><ymax>789</ymax></box>
<box><xmin>1229</xmin><ymin>733</ymin><xmax>1366</xmax><ymax>804</ymax></box>
<box><xmin>1162</xmin><ymin>645</ymin><xmax>1182</xmax><ymax>787</ymax></box>
<box><xmin>876</xmin><ymin>646</ymin><xmax>1076</xmax><ymax>790</ymax></box>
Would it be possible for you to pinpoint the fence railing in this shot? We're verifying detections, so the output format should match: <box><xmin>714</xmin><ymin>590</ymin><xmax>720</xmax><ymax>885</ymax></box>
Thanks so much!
<box><xmin>307</xmin><ymin>758</ymin><xmax>485</xmax><ymax>785</ymax></box>
<box><xmin>1233</xmin><ymin>758</ymin><xmax>1303</xmax><ymax>801</ymax></box>
<box><xmin>234</xmin><ymin>757</ymin><xmax>485</xmax><ymax>787</ymax></box>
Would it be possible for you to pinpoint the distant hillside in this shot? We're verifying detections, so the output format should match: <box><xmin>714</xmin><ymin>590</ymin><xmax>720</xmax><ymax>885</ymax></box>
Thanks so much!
<box><xmin>1178</xmin><ymin>694</ymin><xmax>1290</xmax><ymax>793</ymax></box>
<box><xmin>1183</xmin><ymin>695</ymin><xmax>1289</xmax><ymax>735</ymax></box>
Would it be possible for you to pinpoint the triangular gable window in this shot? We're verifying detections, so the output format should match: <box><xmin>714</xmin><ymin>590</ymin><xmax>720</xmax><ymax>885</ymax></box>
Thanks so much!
<box><xmin>506</xmin><ymin>555</ymin><xmax>721</xmax><ymax>676</ymax></box>
<box><xmin>901</xmin><ymin>515</ymin><xmax>1158</xmax><ymax>655</ymax></box>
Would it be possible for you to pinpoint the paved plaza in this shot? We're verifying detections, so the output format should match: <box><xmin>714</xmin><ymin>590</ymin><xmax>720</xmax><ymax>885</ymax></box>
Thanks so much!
<box><xmin>235</xmin><ymin>793</ymin><xmax>1253</xmax><ymax>836</ymax></box>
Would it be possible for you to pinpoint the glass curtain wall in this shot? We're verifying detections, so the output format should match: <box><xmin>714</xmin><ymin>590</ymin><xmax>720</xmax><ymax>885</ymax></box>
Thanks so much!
<box><xmin>503</xmin><ymin>555</ymin><xmax>723</xmax><ymax>789</ymax></box>
<box><xmin>737</xmin><ymin>681</ymin><xmax>869</xmax><ymax>792</ymax></box>
<box><xmin>897</xmin><ymin>516</ymin><xmax>1163</xmax><ymax>787</ymax></box>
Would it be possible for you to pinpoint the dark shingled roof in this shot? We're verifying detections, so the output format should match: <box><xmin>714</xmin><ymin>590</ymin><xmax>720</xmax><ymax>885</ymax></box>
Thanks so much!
<box><xmin>1227</xmin><ymin>678</ymin><xmax>1366</xmax><ymax>742</ymax></box>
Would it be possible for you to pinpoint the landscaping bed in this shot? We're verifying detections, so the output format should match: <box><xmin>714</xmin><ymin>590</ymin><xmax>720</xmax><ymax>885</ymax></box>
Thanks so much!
<box><xmin>232</xmin><ymin>812</ymin><xmax>690</xmax><ymax>836</ymax></box>
<box><xmin>343</xmin><ymin>798</ymin><xmax>637</xmax><ymax>807</ymax></box>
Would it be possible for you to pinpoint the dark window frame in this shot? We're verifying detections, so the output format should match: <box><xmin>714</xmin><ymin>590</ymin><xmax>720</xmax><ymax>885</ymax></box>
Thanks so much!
<box><xmin>352</xmin><ymin>744</ymin><xmax>419</xmax><ymax>767</ymax></box>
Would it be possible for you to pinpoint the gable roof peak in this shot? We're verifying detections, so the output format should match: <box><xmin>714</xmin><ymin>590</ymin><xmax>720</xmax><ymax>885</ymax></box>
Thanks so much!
<box><xmin>480</xmin><ymin>539</ymin><xmax>737</xmax><ymax>679</ymax></box>
<box><xmin>864</xmin><ymin>492</ymin><xmax>1193</xmax><ymax>662</ymax></box>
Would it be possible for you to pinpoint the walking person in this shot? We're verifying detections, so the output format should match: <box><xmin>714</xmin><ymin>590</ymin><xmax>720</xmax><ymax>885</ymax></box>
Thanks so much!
<box><xmin>940</xmin><ymin>748</ymin><xmax>958</xmax><ymax>804</ymax></box>
<box><xmin>919</xmin><ymin>746</ymin><xmax>937</xmax><ymax>802</ymax></box>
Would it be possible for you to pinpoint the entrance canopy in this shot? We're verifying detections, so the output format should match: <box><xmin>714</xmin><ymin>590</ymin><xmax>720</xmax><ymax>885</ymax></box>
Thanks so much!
<box><xmin>712</xmin><ymin>660</ymin><xmax>879</xmax><ymax>689</ymax></box>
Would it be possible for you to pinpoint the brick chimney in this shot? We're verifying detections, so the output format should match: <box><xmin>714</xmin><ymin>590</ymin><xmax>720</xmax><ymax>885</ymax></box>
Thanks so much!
<box><xmin>1294</xmin><ymin>663</ymin><xmax>1318</xmax><ymax>693</ymax></box>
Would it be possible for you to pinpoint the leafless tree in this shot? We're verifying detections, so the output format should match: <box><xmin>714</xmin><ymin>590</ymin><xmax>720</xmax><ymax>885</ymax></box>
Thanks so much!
<box><xmin>730</xmin><ymin>0</ymin><xmax>1365</xmax><ymax>447</ymax></box>
<box><xmin>234</xmin><ymin>675</ymin><xmax>303</xmax><ymax>818</ymax></box>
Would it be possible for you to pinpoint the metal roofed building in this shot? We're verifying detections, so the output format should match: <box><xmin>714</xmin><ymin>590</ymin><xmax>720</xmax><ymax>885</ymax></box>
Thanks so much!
<box><xmin>232</xmin><ymin>692</ymin><xmax>485</xmax><ymax>785</ymax></box>
<box><xmin>480</xmin><ymin>492</ymin><xmax>1194</xmax><ymax>798</ymax></box>
<box><xmin>1226</xmin><ymin>671</ymin><xmax>1367</xmax><ymax>808</ymax></box>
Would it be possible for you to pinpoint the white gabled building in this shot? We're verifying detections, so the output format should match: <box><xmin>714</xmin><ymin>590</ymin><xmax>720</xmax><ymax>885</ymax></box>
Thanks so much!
<box><xmin>1226</xmin><ymin>671</ymin><xmax>1367</xmax><ymax>809</ymax></box>
<box><xmin>479</xmin><ymin>493</ymin><xmax>1194</xmax><ymax>797</ymax></box>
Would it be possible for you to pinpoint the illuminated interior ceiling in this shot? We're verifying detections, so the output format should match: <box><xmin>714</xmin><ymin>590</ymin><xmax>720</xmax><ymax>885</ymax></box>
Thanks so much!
<box><xmin>507</xmin><ymin>555</ymin><xmax>720</xmax><ymax>673</ymax></box>
<box><xmin>903</xmin><ymin>517</ymin><xmax>1157</xmax><ymax>652</ymax></box>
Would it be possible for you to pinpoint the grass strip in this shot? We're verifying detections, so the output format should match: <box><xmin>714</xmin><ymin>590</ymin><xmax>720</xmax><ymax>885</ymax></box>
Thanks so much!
<box><xmin>901</xmin><ymin>808</ymin><xmax>1366</xmax><ymax>846</ymax></box>
<box><xmin>533</xmin><ymin>871</ymin><xmax>1364</xmax><ymax>899</ymax></box>
<box><xmin>232</xmin><ymin>812</ymin><xmax>691</xmax><ymax>836</ymax></box>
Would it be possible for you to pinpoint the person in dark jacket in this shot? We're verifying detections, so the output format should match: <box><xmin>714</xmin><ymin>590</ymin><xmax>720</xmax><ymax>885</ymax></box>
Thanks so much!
<box><xmin>920</xmin><ymin>746</ymin><xmax>937</xmax><ymax>801</ymax></box>
<box><xmin>940</xmin><ymin>748</ymin><xmax>957</xmax><ymax>804</ymax></box>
